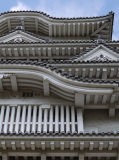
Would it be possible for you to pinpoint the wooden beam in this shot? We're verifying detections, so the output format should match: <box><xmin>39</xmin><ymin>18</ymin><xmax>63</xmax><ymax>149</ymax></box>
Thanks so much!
<box><xmin>2</xmin><ymin>153</ymin><xmax>8</xmax><ymax>160</ymax></box>
<box><xmin>102</xmin><ymin>95</ymin><xmax>107</xmax><ymax>104</ymax></box>
<box><xmin>63</xmin><ymin>24</ymin><xmax>66</xmax><ymax>36</ymax></box>
<box><xmin>109</xmin><ymin>105</ymin><xmax>115</xmax><ymax>117</ymax></box>
<box><xmin>110</xmin><ymin>68</ymin><xmax>115</xmax><ymax>78</ymax></box>
<box><xmin>31</xmin><ymin>48</ymin><xmax>35</xmax><ymax>56</ymax></box>
<box><xmin>86</xmin><ymin>94</ymin><xmax>90</xmax><ymax>104</ymax></box>
<box><xmin>74</xmin><ymin>47</ymin><xmax>77</xmax><ymax>55</ymax></box>
<box><xmin>94</xmin><ymin>95</ymin><xmax>99</xmax><ymax>104</ymax></box>
<box><xmin>31</xmin><ymin>141</ymin><xmax>35</xmax><ymax>150</ymax></box>
<box><xmin>8</xmin><ymin>48</ymin><xmax>12</xmax><ymax>56</ymax></box>
<box><xmin>80</xmin><ymin>142</ymin><xmax>84</xmax><ymax>150</ymax></box>
<box><xmin>87</xmin><ymin>23</ymin><xmax>90</xmax><ymax>36</ymax></box>
<box><xmin>89</xmin><ymin>142</ymin><xmax>94</xmax><ymax>150</ymax></box>
<box><xmin>75</xmin><ymin>68</ymin><xmax>79</xmax><ymax>76</ymax></box>
<box><xmin>10</xmin><ymin>74</ymin><xmax>18</xmax><ymax>92</ymax></box>
<box><xmin>43</xmin><ymin>78</ymin><xmax>50</xmax><ymax>96</ymax></box>
<box><xmin>79</xmin><ymin>153</ymin><xmax>84</xmax><ymax>160</ymax></box>
<box><xmin>68</xmin><ymin>47</ymin><xmax>71</xmax><ymax>55</ymax></box>
<box><xmin>62</xmin><ymin>47</ymin><xmax>65</xmax><ymax>56</ymax></box>
<box><xmin>50</xmin><ymin>142</ymin><xmax>55</xmax><ymax>150</ymax></box>
<box><xmin>0</xmin><ymin>76</ymin><xmax>4</xmax><ymax>91</ymax></box>
<box><xmin>37</xmin><ymin>48</ymin><xmax>41</xmax><ymax>56</ymax></box>
<box><xmin>102</xmin><ymin>68</ymin><xmax>107</xmax><ymax>79</ymax></box>
<box><xmin>117</xmin><ymin>68</ymin><xmax>119</xmax><ymax>77</ymax></box>
<box><xmin>56</xmin><ymin>48</ymin><xmax>59</xmax><ymax>56</ymax></box>
<box><xmin>19</xmin><ymin>48</ymin><xmax>23</xmax><ymax>56</ymax></box>
<box><xmin>68</xmin><ymin>23</ymin><xmax>70</xmax><ymax>36</ymax></box>
<box><xmin>91</xmin><ymin>22</ymin><xmax>109</xmax><ymax>36</ymax></box>
<box><xmin>68</xmin><ymin>68</ymin><xmax>72</xmax><ymax>75</ymax></box>
<box><xmin>58</xmin><ymin>25</ymin><xmax>62</xmax><ymax>36</ymax></box>
<box><xmin>21</xmin><ymin>141</ymin><xmax>25</xmax><ymax>150</ymax></box>
<box><xmin>35</xmin><ymin>18</ymin><xmax>38</xmax><ymax>33</ymax></box>
<box><xmin>77</xmin><ymin>23</ymin><xmax>80</xmax><ymax>36</ymax></box>
<box><xmin>97</xmin><ymin>22</ymin><xmax>100</xmax><ymax>30</ymax></box>
<box><xmin>60</xmin><ymin>142</ymin><xmax>64</xmax><ymax>150</ymax></box>
<box><xmin>48</xmin><ymin>48</ymin><xmax>51</xmax><ymax>57</ymax></box>
<box><xmin>110</xmin><ymin>94</ymin><xmax>116</xmax><ymax>104</ymax></box>
<box><xmin>1</xmin><ymin>141</ymin><xmax>6</xmax><ymax>150</ymax></box>
<box><xmin>11</xmin><ymin>141</ymin><xmax>16</xmax><ymax>150</ymax></box>
<box><xmin>108</xmin><ymin>142</ymin><xmax>113</xmax><ymax>150</ymax></box>
<box><xmin>70</xmin><ymin>142</ymin><xmax>74</xmax><ymax>150</ymax></box>
<box><xmin>49</xmin><ymin>24</ymin><xmax>52</xmax><ymax>36</ymax></box>
<box><xmin>82</xmin><ymin>23</ymin><xmax>85</xmax><ymax>36</ymax></box>
<box><xmin>41</xmin><ymin>154</ymin><xmax>46</xmax><ymax>160</ymax></box>
<box><xmin>99</xmin><ymin>142</ymin><xmax>104</xmax><ymax>150</ymax></box>
<box><xmin>14</xmin><ymin>48</ymin><xmax>19</xmax><ymax>57</ymax></box>
<box><xmin>96</xmin><ymin>68</ymin><xmax>100</xmax><ymax>78</ymax></box>
<box><xmin>75</xmin><ymin>93</ymin><xmax>84</xmax><ymax>107</ymax></box>
<box><xmin>91</xmin><ymin>22</ymin><xmax>95</xmax><ymax>33</ymax></box>
<box><xmin>54</xmin><ymin>25</ymin><xmax>57</xmax><ymax>37</ymax></box>
<box><xmin>43</xmin><ymin>48</ymin><xmax>46</xmax><ymax>56</ymax></box>
<box><xmin>73</xmin><ymin>23</ymin><xmax>75</xmax><ymax>36</ymax></box>
<box><xmin>7</xmin><ymin>19</ymin><xmax>11</xmax><ymax>31</ymax></box>
<box><xmin>89</xmin><ymin>68</ymin><xmax>93</xmax><ymax>78</ymax></box>
<box><xmin>82</xmin><ymin>68</ymin><xmax>86</xmax><ymax>77</ymax></box>
<box><xmin>2</xmin><ymin>48</ymin><xmax>6</xmax><ymax>56</ymax></box>
<box><xmin>77</xmin><ymin>108</ymin><xmax>84</xmax><ymax>132</ymax></box>
<box><xmin>41</xmin><ymin>141</ymin><xmax>45</xmax><ymax>150</ymax></box>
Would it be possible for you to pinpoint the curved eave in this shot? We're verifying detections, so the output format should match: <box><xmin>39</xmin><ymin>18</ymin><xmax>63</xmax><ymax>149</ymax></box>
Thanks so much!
<box><xmin>0</xmin><ymin>11</ymin><xmax>114</xmax><ymax>40</ymax></box>
<box><xmin>0</xmin><ymin>63</ymin><xmax>117</xmax><ymax>95</ymax></box>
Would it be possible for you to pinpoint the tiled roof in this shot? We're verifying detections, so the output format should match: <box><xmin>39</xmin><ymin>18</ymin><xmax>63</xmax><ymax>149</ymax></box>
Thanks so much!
<box><xmin>0</xmin><ymin>59</ymin><xmax>118</xmax><ymax>84</ymax></box>
<box><xmin>70</xmin><ymin>43</ymin><xmax>119</xmax><ymax>61</ymax></box>
<box><xmin>0</xmin><ymin>131</ymin><xmax>119</xmax><ymax>136</ymax></box>
<box><xmin>0</xmin><ymin>11</ymin><xmax>114</xmax><ymax>20</ymax></box>
<box><xmin>0</xmin><ymin>28</ymin><xmax>49</xmax><ymax>42</ymax></box>
<box><xmin>47</xmin><ymin>59</ymin><xmax>119</xmax><ymax>64</ymax></box>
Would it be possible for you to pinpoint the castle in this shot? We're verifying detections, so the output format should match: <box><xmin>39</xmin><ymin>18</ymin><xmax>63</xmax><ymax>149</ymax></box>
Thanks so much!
<box><xmin>0</xmin><ymin>11</ymin><xmax>118</xmax><ymax>160</ymax></box>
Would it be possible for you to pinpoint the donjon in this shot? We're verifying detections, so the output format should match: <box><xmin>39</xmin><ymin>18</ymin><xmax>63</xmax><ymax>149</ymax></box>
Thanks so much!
<box><xmin>0</xmin><ymin>10</ymin><xmax>118</xmax><ymax>160</ymax></box>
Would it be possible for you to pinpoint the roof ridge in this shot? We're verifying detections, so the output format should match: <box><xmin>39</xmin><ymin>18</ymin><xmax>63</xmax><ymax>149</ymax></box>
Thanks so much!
<box><xmin>70</xmin><ymin>43</ymin><xmax>119</xmax><ymax>61</ymax></box>
<box><xmin>0</xmin><ymin>29</ymin><xmax>48</xmax><ymax>42</ymax></box>
<box><xmin>0</xmin><ymin>59</ymin><xmax>118</xmax><ymax>84</ymax></box>
<box><xmin>0</xmin><ymin>11</ymin><xmax>114</xmax><ymax>20</ymax></box>
<box><xmin>0</xmin><ymin>130</ymin><xmax>118</xmax><ymax>136</ymax></box>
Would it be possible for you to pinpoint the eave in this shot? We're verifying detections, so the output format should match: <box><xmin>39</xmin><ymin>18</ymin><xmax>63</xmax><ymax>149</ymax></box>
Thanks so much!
<box><xmin>0</xmin><ymin>11</ymin><xmax>114</xmax><ymax>40</ymax></box>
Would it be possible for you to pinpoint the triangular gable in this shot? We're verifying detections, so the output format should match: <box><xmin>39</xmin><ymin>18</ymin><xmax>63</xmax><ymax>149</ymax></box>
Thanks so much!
<box><xmin>75</xmin><ymin>44</ymin><xmax>119</xmax><ymax>61</ymax></box>
<box><xmin>0</xmin><ymin>30</ymin><xmax>46</xmax><ymax>43</ymax></box>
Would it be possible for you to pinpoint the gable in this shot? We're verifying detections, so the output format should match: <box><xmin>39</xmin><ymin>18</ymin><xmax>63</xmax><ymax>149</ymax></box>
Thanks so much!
<box><xmin>75</xmin><ymin>44</ymin><xmax>119</xmax><ymax>61</ymax></box>
<box><xmin>0</xmin><ymin>30</ymin><xmax>46</xmax><ymax>43</ymax></box>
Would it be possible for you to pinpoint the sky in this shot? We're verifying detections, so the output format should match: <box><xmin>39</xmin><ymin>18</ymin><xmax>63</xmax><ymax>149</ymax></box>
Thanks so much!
<box><xmin>0</xmin><ymin>0</ymin><xmax>119</xmax><ymax>40</ymax></box>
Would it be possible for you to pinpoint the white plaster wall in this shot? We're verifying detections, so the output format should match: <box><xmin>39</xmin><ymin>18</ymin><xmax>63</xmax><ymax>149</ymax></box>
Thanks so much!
<box><xmin>84</xmin><ymin>109</ymin><xmax>119</xmax><ymax>132</ymax></box>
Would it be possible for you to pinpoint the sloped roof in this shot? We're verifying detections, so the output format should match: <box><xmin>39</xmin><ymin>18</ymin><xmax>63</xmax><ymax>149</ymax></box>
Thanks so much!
<box><xmin>0</xmin><ymin>28</ymin><xmax>48</xmax><ymax>43</ymax></box>
<box><xmin>0</xmin><ymin>59</ymin><xmax>118</xmax><ymax>85</ymax></box>
<box><xmin>0</xmin><ymin>11</ymin><xmax>114</xmax><ymax>40</ymax></box>
<box><xmin>0</xmin><ymin>10</ymin><xmax>114</xmax><ymax>20</ymax></box>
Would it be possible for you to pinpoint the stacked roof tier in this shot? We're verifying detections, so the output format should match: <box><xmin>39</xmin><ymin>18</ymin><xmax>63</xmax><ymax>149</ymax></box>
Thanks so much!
<box><xmin>0</xmin><ymin>11</ymin><xmax>118</xmax><ymax>160</ymax></box>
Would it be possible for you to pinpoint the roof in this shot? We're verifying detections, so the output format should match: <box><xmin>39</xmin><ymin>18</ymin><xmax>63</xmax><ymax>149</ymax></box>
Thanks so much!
<box><xmin>0</xmin><ymin>11</ymin><xmax>114</xmax><ymax>20</ymax></box>
<box><xmin>0</xmin><ymin>11</ymin><xmax>114</xmax><ymax>40</ymax></box>
<box><xmin>0</xmin><ymin>59</ymin><xmax>118</xmax><ymax>85</ymax></box>
<box><xmin>0</xmin><ymin>131</ymin><xmax>119</xmax><ymax>136</ymax></box>
<box><xmin>0</xmin><ymin>27</ymin><xmax>50</xmax><ymax>43</ymax></box>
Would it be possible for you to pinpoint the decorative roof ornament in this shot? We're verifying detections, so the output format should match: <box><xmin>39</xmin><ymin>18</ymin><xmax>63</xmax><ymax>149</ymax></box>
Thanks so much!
<box><xmin>16</xmin><ymin>23</ymin><xmax>23</xmax><ymax>30</ymax></box>
<box><xmin>13</xmin><ymin>36</ymin><xmax>23</xmax><ymax>43</ymax></box>
<box><xmin>96</xmin><ymin>35</ymin><xmax>105</xmax><ymax>44</ymax></box>
<box><xmin>92</xmin><ymin>54</ymin><xmax>112</xmax><ymax>61</ymax></box>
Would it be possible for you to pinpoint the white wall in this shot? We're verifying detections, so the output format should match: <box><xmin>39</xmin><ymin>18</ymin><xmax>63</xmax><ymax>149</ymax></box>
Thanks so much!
<box><xmin>84</xmin><ymin>109</ymin><xmax>119</xmax><ymax>132</ymax></box>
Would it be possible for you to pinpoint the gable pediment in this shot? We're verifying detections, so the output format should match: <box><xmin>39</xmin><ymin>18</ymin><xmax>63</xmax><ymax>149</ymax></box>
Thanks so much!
<box><xmin>75</xmin><ymin>44</ymin><xmax>119</xmax><ymax>61</ymax></box>
<box><xmin>0</xmin><ymin>30</ymin><xmax>46</xmax><ymax>43</ymax></box>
